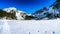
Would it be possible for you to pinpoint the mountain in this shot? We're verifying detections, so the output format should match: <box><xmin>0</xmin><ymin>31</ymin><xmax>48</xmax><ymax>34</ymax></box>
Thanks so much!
<box><xmin>0</xmin><ymin>7</ymin><xmax>34</xmax><ymax>20</ymax></box>
<box><xmin>32</xmin><ymin>0</ymin><xmax>60</xmax><ymax>20</ymax></box>
<box><xmin>0</xmin><ymin>8</ymin><xmax>17</xmax><ymax>20</ymax></box>
<box><xmin>51</xmin><ymin>0</ymin><xmax>60</xmax><ymax>8</ymax></box>
<box><xmin>3</xmin><ymin>7</ymin><xmax>25</xmax><ymax>20</ymax></box>
<box><xmin>32</xmin><ymin>7</ymin><xmax>49</xmax><ymax>20</ymax></box>
<box><xmin>1</xmin><ymin>0</ymin><xmax>60</xmax><ymax>20</ymax></box>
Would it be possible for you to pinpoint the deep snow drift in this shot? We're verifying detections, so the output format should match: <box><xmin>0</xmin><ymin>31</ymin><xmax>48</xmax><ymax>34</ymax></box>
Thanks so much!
<box><xmin>0</xmin><ymin>19</ymin><xmax>60</xmax><ymax>34</ymax></box>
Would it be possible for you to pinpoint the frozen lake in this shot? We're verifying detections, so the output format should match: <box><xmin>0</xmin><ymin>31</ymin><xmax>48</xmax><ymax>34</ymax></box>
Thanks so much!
<box><xmin>0</xmin><ymin>19</ymin><xmax>60</xmax><ymax>34</ymax></box>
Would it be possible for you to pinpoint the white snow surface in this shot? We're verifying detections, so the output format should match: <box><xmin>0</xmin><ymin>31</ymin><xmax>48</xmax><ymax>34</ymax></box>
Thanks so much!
<box><xmin>0</xmin><ymin>19</ymin><xmax>60</xmax><ymax>34</ymax></box>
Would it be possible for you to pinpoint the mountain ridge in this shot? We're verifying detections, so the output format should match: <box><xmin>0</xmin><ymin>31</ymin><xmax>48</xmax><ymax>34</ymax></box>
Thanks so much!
<box><xmin>32</xmin><ymin>0</ymin><xmax>60</xmax><ymax>20</ymax></box>
<box><xmin>0</xmin><ymin>0</ymin><xmax>60</xmax><ymax>20</ymax></box>
<box><xmin>0</xmin><ymin>7</ymin><xmax>34</xmax><ymax>20</ymax></box>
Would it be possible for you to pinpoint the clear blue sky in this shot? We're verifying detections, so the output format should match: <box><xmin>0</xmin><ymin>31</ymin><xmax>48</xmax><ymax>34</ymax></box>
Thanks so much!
<box><xmin>0</xmin><ymin>0</ymin><xmax>55</xmax><ymax>14</ymax></box>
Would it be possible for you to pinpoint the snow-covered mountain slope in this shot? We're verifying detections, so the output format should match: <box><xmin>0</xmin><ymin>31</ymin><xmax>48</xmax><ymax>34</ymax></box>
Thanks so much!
<box><xmin>0</xmin><ymin>20</ymin><xmax>60</xmax><ymax>34</ymax></box>
<box><xmin>3</xmin><ymin>7</ymin><xmax>26</xmax><ymax>20</ymax></box>
<box><xmin>50</xmin><ymin>0</ymin><xmax>60</xmax><ymax>9</ymax></box>
<box><xmin>32</xmin><ymin>0</ymin><xmax>60</xmax><ymax>20</ymax></box>
<box><xmin>0</xmin><ymin>7</ymin><xmax>34</xmax><ymax>20</ymax></box>
<box><xmin>32</xmin><ymin>7</ymin><xmax>49</xmax><ymax>20</ymax></box>
<box><xmin>3</xmin><ymin>7</ymin><xmax>17</xmax><ymax>13</ymax></box>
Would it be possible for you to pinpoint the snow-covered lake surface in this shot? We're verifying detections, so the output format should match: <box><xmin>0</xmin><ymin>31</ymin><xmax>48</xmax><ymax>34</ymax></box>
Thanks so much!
<box><xmin>0</xmin><ymin>19</ymin><xmax>60</xmax><ymax>34</ymax></box>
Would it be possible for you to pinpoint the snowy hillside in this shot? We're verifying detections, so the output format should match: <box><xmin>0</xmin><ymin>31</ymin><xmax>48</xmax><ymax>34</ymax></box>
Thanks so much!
<box><xmin>32</xmin><ymin>0</ymin><xmax>60</xmax><ymax>20</ymax></box>
<box><xmin>0</xmin><ymin>7</ymin><xmax>34</xmax><ymax>20</ymax></box>
<box><xmin>0</xmin><ymin>20</ymin><xmax>60</xmax><ymax>34</ymax></box>
<box><xmin>3</xmin><ymin>7</ymin><xmax>27</xmax><ymax>20</ymax></box>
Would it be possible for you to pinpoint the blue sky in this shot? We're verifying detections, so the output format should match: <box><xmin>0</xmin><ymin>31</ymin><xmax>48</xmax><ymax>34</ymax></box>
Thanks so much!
<box><xmin>0</xmin><ymin>0</ymin><xmax>55</xmax><ymax>14</ymax></box>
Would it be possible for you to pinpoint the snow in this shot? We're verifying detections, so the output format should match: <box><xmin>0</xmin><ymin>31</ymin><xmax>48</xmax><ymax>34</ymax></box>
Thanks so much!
<box><xmin>15</xmin><ymin>10</ymin><xmax>25</xmax><ymax>20</ymax></box>
<box><xmin>32</xmin><ymin>6</ymin><xmax>60</xmax><ymax>20</ymax></box>
<box><xmin>48</xmin><ymin>6</ymin><xmax>59</xmax><ymax>15</ymax></box>
<box><xmin>0</xmin><ymin>7</ymin><xmax>60</xmax><ymax>34</ymax></box>
<box><xmin>3</xmin><ymin>7</ymin><xmax>17</xmax><ymax>13</ymax></box>
<box><xmin>2</xmin><ymin>7</ymin><xmax>27</xmax><ymax>20</ymax></box>
<box><xmin>0</xmin><ymin>19</ymin><xmax>60</xmax><ymax>34</ymax></box>
<box><xmin>2</xmin><ymin>20</ymin><xmax>10</xmax><ymax>34</ymax></box>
